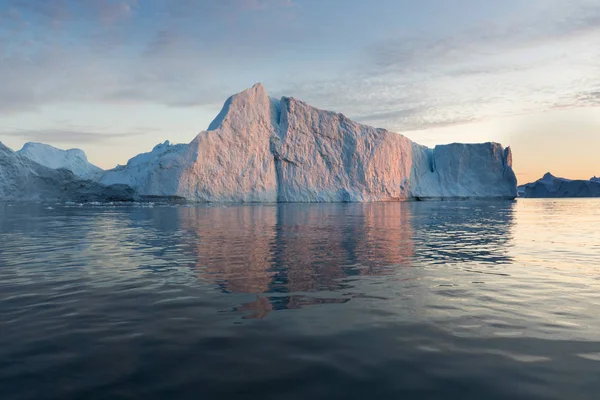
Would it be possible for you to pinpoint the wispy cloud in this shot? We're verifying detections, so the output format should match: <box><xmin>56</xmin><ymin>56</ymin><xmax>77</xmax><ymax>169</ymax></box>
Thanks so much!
<box><xmin>1</xmin><ymin>129</ymin><xmax>145</xmax><ymax>144</ymax></box>
<box><xmin>3</xmin><ymin>0</ymin><xmax>135</xmax><ymax>26</ymax></box>
<box><xmin>576</xmin><ymin>89</ymin><xmax>600</xmax><ymax>107</ymax></box>
<box><xmin>278</xmin><ymin>0</ymin><xmax>600</xmax><ymax>132</ymax></box>
<box><xmin>6</xmin><ymin>0</ymin><xmax>71</xmax><ymax>26</ymax></box>
<box><xmin>0</xmin><ymin>0</ymin><xmax>298</xmax><ymax>115</ymax></box>
<box><xmin>164</xmin><ymin>0</ymin><xmax>295</xmax><ymax>17</ymax></box>
<box><xmin>93</xmin><ymin>0</ymin><xmax>134</xmax><ymax>24</ymax></box>
<box><xmin>0</xmin><ymin>0</ymin><xmax>599</xmax><ymax>136</ymax></box>
<box><xmin>240</xmin><ymin>0</ymin><xmax>295</xmax><ymax>10</ymax></box>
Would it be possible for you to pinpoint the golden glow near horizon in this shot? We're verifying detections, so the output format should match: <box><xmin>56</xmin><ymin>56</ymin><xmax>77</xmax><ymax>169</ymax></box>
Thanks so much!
<box><xmin>405</xmin><ymin>107</ymin><xmax>600</xmax><ymax>184</ymax></box>
<box><xmin>507</xmin><ymin>108</ymin><xmax>600</xmax><ymax>184</ymax></box>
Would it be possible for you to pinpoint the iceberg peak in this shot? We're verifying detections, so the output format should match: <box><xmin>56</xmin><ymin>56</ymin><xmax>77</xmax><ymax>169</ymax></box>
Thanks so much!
<box><xmin>207</xmin><ymin>82</ymin><xmax>273</xmax><ymax>132</ymax></box>
<box><xmin>542</xmin><ymin>172</ymin><xmax>555</xmax><ymax>181</ymax></box>
<box><xmin>541</xmin><ymin>172</ymin><xmax>571</xmax><ymax>182</ymax></box>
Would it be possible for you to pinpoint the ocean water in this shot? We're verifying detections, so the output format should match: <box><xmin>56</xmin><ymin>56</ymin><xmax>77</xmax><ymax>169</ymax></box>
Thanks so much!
<box><xmin>1</xmin><ymin>199</ymin><xmax>599</xmax><ymax>399</ymax></box>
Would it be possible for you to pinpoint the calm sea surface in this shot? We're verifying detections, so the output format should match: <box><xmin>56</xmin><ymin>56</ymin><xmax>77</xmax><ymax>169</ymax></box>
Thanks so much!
<box><xmin>1</xmin><ymin>199</ymin><xmax>599</xmax><ymax>399</ymax></box>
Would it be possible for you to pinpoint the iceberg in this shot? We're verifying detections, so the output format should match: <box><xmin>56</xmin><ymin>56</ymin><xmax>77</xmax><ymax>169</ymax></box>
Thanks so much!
<box><xmin>0</xmin><ymin>142</ymin><xmax>134</xmax><ymax>202</ymax></box>
<box><xmin>1</xmin><ymin>84</ymin><xmax>517</xmax><ymax>203</ymax></box>
<box><xmin>100</xmin><ymin>84</ymin><xmax>517</xmax><ymax>202</ymax></box>
<box><xmin>519</xmin><ymin>173</ymin><xmax>600</xmax><ymax>198</ymax></box>
<box><xmin>17</xmin><ymin>142</ymin><xmax>103</xmax><ymax>179</ymax></box>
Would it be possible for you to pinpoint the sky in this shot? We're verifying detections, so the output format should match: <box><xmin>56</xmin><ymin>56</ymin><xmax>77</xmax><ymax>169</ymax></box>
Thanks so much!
<box><xmin>0</xmin><ymin>0</ymin><xmax>599</xmax><ymax>184</ymax></box>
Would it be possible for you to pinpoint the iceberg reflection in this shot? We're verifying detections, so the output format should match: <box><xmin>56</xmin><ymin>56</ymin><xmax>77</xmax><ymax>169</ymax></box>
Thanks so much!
<box><xmin>175</xmin><ymin>202</ymin><xmax>514</xmax><ymax>317</ymax></box>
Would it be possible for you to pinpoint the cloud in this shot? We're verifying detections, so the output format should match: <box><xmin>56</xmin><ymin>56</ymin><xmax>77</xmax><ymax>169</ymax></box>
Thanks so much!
<box><xmin>6</xmin><ymin>0</ymin><xmax>71</xmax><ymax>26</ymax></box>
<box><xmin>367</xmin><ymin>1</ymin><xmax>600</xmax><ymax>74</ymax></box>
<box><xmin>0</xmin><ymin>26</ymin><xmax>232</xmax><ymax>114</ymax></box>
<box><xmin>240</xmin><ymin>0</ymin><xmax>295</xmax><ymax>10</ymax></box>
<box><xmin>0</xmin><ymin>0</ymin><xmax>599</xmax><ymax>136</ymax></box>
<box><xmin>144</xmin><ymin>29</ymin><xmax>182</xmax><ymax>56</ymax></box>
<box><xmin>353</xmin><ymin>108</ymin><xmax>423</xmax><ymax>123</ymax></box>
<box><xmin>93</xmin><ymin>0</ymin><xmax>133</xmax><ymax>24</ymax></box>
<box><xmin>576</xmin><ymin>90</ymin><xmax>600</xmax><ymax>107</ymax></box>
<box><xmin>3</xmin><ymin>0</ymin><xmax>134</xmax><ymax>25</ymax></box>
<box><xmin>0</xmin><ymin>87</ymin><xmax>39</xmax><ymax>114</ymax></box>
<box><xmin>0</xmin><ymin>0</ymin><xmax>299</xmax><ymax>115</ymax></box>
<box><xmin>1</xmin><ymin>129</ymin><xmax>145</xmax><ymax>144</ymax></box>
<box><xmin>164</xmin><ymin>0</ymin><xmax>294</xmax><ymax>17</ymax></box>
<box><xmin>276</xmin><ymin>1</ymin><xmax>600</xmax><ymax>132</ymax></box>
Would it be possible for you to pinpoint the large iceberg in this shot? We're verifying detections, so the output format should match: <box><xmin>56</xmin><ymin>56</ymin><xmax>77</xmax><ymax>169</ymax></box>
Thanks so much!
<box><xmin>101</xmin><ymin>83</ymin><xmax>517</xmax><ymax>202</ymax></box>
<box><xmin>17</xmin><ymin>142</ymin><xmax>103</xmax><ymax>179</ymax></box>
<box><xmin>0</xmin><ymin>142</ymin><xmax>134</xmax><ymax>202</ymax></box>
<box><xmin>519</xmin><ymin>173</ymin><xmax>600</xmax><ymax>198</ymax></box>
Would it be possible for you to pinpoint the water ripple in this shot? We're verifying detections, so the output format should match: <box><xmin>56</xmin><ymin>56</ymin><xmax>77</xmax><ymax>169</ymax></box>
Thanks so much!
<box><xmin>1</xmin><ymin>200</ymin><xmax>600</xmax><ymax>399</ymax></box>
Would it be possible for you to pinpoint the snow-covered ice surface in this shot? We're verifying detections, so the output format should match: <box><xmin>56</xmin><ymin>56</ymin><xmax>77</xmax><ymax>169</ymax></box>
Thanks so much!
<box><xmin>18</xmin><ymin>142</ymin><xmax>103</xmax><ymax>178</ymax></box>
<box><xmin>0</xmin><ymin>142</ymin><xmax>134</xmax><ymax>202</ymax></box>
<box><xmin>519</xmin><ymin>173</ymin><xmax>600</xmax><ymax>198</ymax></box>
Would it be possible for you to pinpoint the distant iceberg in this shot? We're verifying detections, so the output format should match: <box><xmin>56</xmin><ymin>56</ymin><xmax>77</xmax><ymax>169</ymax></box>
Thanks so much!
<box><xmin>0</xmin><ymin>142</ymin><xmax>133</xmax><ymax>202</ymax></box>
<box><xmin>100</xmin><ymin>83</ymin><xmax>517</xmax><ymax>202</ymax></box>
<box><xmin>519</xmin><ymin>173</ymin><xmax>600</xmax><ymax>198</ymax></box>
<box><xmin>18</xmin><ymin>142</ymin><xmax>103</xmax><ymax>179</ymax></box>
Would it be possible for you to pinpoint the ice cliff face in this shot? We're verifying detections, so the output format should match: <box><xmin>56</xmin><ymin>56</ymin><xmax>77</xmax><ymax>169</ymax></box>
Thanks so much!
<box><xmin>99</xmin><ymin>83</ymin><xmax>517</xmax><ymax>202</ymax></box>
<box><xmin>410</xmin><ymin>143</ymin><xmax>517</xmax><ymax>199</ymax></box>
<box><xmin>18</xmin><ymin>142</ymin><xmax>103</xmax><ymax>178</ymax></box>
<box><xmin>272</xmin><ymin>96</ymin><xmax>414</xmax><ymax>202</ymax></box>
<box><xmin>0</xmin><ymin>142</ymin><xmax>134</xmax><ymax>202</ymax></box>
<box><xmin>519</xmin><ymin>173</ymin><xmax>600</xmax><ymax>198</ymax></box>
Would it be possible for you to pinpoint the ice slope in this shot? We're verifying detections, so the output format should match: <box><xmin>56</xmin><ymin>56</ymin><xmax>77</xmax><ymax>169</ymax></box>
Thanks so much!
<box><xmin>99</xmin><ymin>140</ymin><xmax>189</xmax><ymax>197</ymax></box>
<box><xmin>18</xmin><ymin>142</ymin><xmax>103</xmax><ymax>178</ymax></box>
<box><xmin>0</xmin><ymin>141</ymin><xmax>134</xmax><ymax>202</ymax></box>
<box><xmin>101</xmin><ymin>84</ymin><xmax>279</xmax><ymax>202</ymax></box>
<box><xmin>100</xmin><ymin>84</ymin><xmax>517</xmax><ymax>202</ymax></box>
<box><xmin>519</xmin><ymin>173</ymin><xmax>600</xmax><ymax>198</ymax></box>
